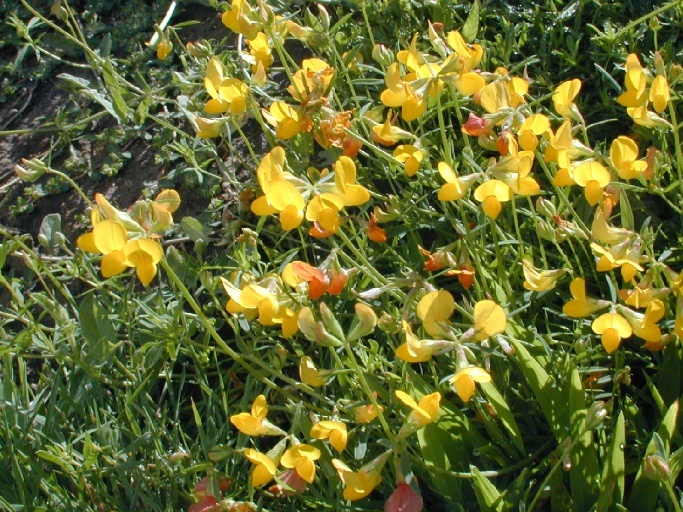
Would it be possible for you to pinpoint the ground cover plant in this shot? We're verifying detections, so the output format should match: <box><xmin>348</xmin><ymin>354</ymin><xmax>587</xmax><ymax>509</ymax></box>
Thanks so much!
<box><xmin>1</xmin><ymin>0</ymin><xmax>683</xmax><ymax>510</ymax></box>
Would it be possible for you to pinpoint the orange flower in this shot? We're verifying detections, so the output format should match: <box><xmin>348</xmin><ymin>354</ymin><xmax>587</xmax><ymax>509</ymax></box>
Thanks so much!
<box><xmin>284</xmin><ymin>261</ymin><xmax>348</xmax><ymax>300</ymax></box>
<box><xmin>367</xmin><ymin>213</ymin><xmax>387</xmax><ymax>243</ymax></box>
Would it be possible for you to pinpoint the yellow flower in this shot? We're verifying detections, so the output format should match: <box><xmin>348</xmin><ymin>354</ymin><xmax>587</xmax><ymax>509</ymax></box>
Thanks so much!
<box><xmin>230</xmin><ymin>394</ymin><xmax>284</xmax><ymax>436</ymax></box>
<box><xmin>222</xmin><ymin>0</ymin><xmax>260</xmax><ymax>39</ymax></box>
<box><xmin>592</xmin><ymin>312</ymin><xmax>632</xmax><ymax>353</ymax></box>
<box><xmin>552</xmin><ymin>79</ymin><xmax>582</xmax><ymax>119</ymax></box>
<box><xmin>204</xmin><ymin>57</ymin><xmax>249</xmax><ymax>115</ymax></box>
<box><xmin>650</xmin><ymin>74</ymin><xmax>670</xmax><ymax>113</ymax></box>
<box><xmin>243</xmin><ymin>448</ymin><xmax>277</xmax><ymax>487</ymax></box>
<box><xmin>621</xmin><ymin>300</ymin><xmax>665</xmax><ymax>343</ymax></box>
<box><xmin>280</xmin><ymin>444</ymin><xmax>321</xmax><ymax>484</ymax></box>
<box><xmin>310</xmin><ymin>420</ymin><xmax>348</xmax><ymax>452</ymax></box>
<box><xmin>88</xmin><ymin>220</ymin><xmax>128</xmax><ymax>278</ymax></box>
<box><xmin>287</xmin><ymin>58</ymin><xmax>334</xmax><ymax>106</ymax></box>
<box><xmin>473</xmin><ymin>300</ymin><xmax>506</xmax><ymax>341</ymax></box>
<box><xmin>522</xmin><ymin>257</ymin><xmax>565</xmax><ymax>292</ymax></box>
<box><xmin>250</xmin><ymin>147</ymin><xmax>306</xmax><ymax>230</ymax></box>
<box><xmin>393</xmin><ymin>145</ymin><xmax>424</xmax><ymax>177</ymax></box>
<box><xmin>370</xmin><ymin>110</ymin><xmax>414</xmax><ymax>146</ymax></box>
<box><xmin>395</xmin><ymin>390</ymin><xmax>441</xmax><ymax>429</ymax></box>
<box><xmin>221</xmin><ymin>275</ymin><xmax>299</xmax><ymax>337</ymax></box>
<box><xmin>450</xmin><ymin>366</ymin><xmax>491</xmax><ymax>402</ymax></box>
<box><xmin>395</xmin><ymin>320</ymin><xmax>448</xmax><ymax>363</ymax></box>
<box><xmin>244</xmin><ymin>32</ymin><xmax>273</xmax><ymax>72</ymax></box>
<box><xmin>572</xmin><ymin>161</ymin><xmax>611</xmax><ymax>206</ymax></box>
<box><xmin>122</xmin><ymin>238</ymin><xmax>164</xmax><ymax>286</ymax></box>
<box><xmin>473</xmin><ymin>180</ymin><xmax>512</xmax><ymax>219</ymax></box>
<box><xmin>610</xmin><ymin>136</ymin><xmax>647</xmax><ymax>180</ymax></box>
<box><xmin>517</xmin><ymin>113</ymin><xmax>550</xmax><ymax>152</ymax></box>
<box><xmin>617</xmin><ymin>54</ymin><xmax>648</xmax><ymax>110</ymax></box>
<box><xmin>331</xmin><ymin>458</ymin><xmax>384</xmax><ymax>501</ymax></box>
<box><xmin>263</xmin><ymin>101</ymin><xmax>303</xmax><ymax>140</ymax></box>
<box><xmin>299</xmin><ymin>356</ymin><xmax>329</xmax><ymax>387</ymax></box>
<box><xmin>562</xmin><ymin>278</ymin><xmax>610</xmax><ymax>318</ymax></box>
<box><xmin>354</xmin><ymin>403</ymin><xmax>383</xmax><ymax>424</ymax></box>
<box><xmin>437</xmin><ymin>162</ymin><xmax>477</xmax><ymax>201</ymax></box>
<box><xmin>156</xmin><ymin>39</ymin><xmax>173</xmax><ymax>61</ymax></box>
<box><xmin>590</xmin><ymin>242</ymin><xmax>644</xmax><ymax>283</ymax></box>
<box><xmin>193</xmin><ymin>115</ymin><xmax>223</xmax><ymax>139</ymax></box>
<box><xmin>379</xmin><ymin>62</ymin><xmax>427</xmax><ymax>121</ymax></box>
<box><xmin>445</xmin><ymin>31</ymin><xmax>483</xmax><ymax>71</ymax></box>
<box><xmin>591</xmin><ymin>208</ymin><xmax>632</xmax><ymax>246</ymax></box>
<box><xmin>416</xmin><ymin>289</ymin><xmax>455</xmax><ymax>337</ymax></box>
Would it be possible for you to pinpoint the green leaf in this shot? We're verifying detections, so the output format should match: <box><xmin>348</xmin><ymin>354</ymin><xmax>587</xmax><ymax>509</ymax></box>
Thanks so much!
<box><xmin>78</xmin><ymin>294</ymin><xmax>116</xmax><ymax>366</ymax></box>
<box><xmin>38</xmin><ymin>213</ymin><xmax>62</xmax><ymax>249</ymax></box>
<box><xmin>181</xmin><ymin>216</ymin><xmax>212</xmax><ymax>243</ymax></box>
<box><xmin>461</xmin><ymin>0</ymin><xmax>481</xmax><ymax>42</ymax></box>
<box><xmin>626</xmin><ymin>401</ymin><xmax>680</xmax><ymax>512</ymax></box>
<box><xmin>596</xmin><ymin>412</ymin><xmax>625</xmax><ymax>511</ymax></box>
<box><xmin>102</xmin><ymin>57</ymin><xmax>132</xmax><ymax>122</ymax></box>
<box><xmin>568</xmin><ymin>363</ymin><xmax>599</xmax><ymax>511</ymax></box>
<box><xmin>471</xmin><ymin>466</ymin><xmax>503</xmax><ymax>512</ymax></box>
<box><xmin>480</xmin><ymin>381</ymin><xmax>525</xmax><ymax>454</ymax></box>
<box><xmin>59</xmin><ymin>73</ymin><xmax>122</xmax><ymax>122</ymax></box>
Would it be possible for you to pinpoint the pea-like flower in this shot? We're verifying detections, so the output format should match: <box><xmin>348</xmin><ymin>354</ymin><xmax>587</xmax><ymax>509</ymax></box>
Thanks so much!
<box><xmin>393</xmin><ymin>145</ymin><xmax>424</xmax><ymax>177</ymax></box>
<box><xmin>591</xmin><ymin>312</ymin><xmax>632</xmax><ymax>353</ymax></box>
<box><xmin>416</xmin><ymin>289</ymin><xmax>455</xmax><ymax>337</ymax></box>
<box><xmin>473</xmin><ymin>179</ymin><xmax>512</xmax><ymax>219</ymax></box>
<box><xmin>331</xmin><ymin>455</ymin><xmax>388</xmax><ymax>501</ymax></box>
<box><xmin>472</xmin><ymin>300</ymin><xmax>507</xmax><ymax>341</ymax></box>
<box><xmin>204</xmin><ymin>57</ymin><xmax>248</xmax><ymax>115</ymax></box>
<box><xmin>572</xmin><ymin>161</ymin><xmax>611</xmax><ymax>206</ymax></box>
<box><xmin>552</xmin><ymin>79</ymin><xmax>582</xmax><ymax>120</ymax></box>
<box><xmin>450</xmin><ymin>366</ymin><xmax>491</xmax><ymax>402</ymax></box>
<box><xmin>310</xmin><ymin>420</ymin><xmax>348</xmax><ymax>452</ymax></box>
<box><xmin>562</xmin><ymin>278</ymin><xmax>611</xmax><ymax>318</ymax></box>
<box><xmin>230</xmin><ymin>395</ymin><xmax>285</xmax><ymax>436</ymax></box>
<box><xmin>243</xmin><ymin>448</ymin><xmax>277</xmax><ymax>486</ymax></box>
<box><xmin>280</xmin><ymin>444</ymin><xmax>321</xmax><ymax>484</ymax></box>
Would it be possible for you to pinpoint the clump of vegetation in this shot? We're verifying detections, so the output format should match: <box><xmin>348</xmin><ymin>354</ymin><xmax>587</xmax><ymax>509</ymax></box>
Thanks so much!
<box><xmin>1</xmin><ymin>0</ymin><xmax>682</xmax><ymax>511</ymax></box>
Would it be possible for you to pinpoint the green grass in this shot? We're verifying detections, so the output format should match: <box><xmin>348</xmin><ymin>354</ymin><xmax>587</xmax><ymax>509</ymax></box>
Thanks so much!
<box><xmin>1</xmin><ymin>0</ymin><xmax>683</xmax><ymax>511</ymax></box>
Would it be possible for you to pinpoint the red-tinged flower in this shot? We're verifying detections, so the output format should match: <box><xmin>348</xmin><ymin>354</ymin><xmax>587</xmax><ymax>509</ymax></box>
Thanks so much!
<box><xmin>455</xmin><ymin>264</ymin><xmax>475</xmax><ymax>290</ymax></box>
<box><xmin>269</xmin><ymin>468</ymin><xmax>310</xmax><ymax>497</ymax></box>
<box><xmin>367</xmin><ymin>213</ymin><xmax>387</xmax><ymax>243</ymax></box>
<box><xmin>461</xmin><ymin>112</ymin><xmax>489</xmax><ymax>137</ymax></box>
<box><xmin>189</xmin><ymin>496</ymin><xmax>219</xmax><ymax>512</ymax></box>
<box><xmin>284</xmin><ymin>260</ymin><xmax>348</xmax><ymax>300</ymax></box>
<box><xmin>385</xmin><ymin>482</ymin><xmax>424</xmax><ymax>512</ymax></box>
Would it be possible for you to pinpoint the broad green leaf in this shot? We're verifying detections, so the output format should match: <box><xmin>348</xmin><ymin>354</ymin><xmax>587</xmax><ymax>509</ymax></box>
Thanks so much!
<box><xmin>568</xmin><ymin>363</ymin><xmax>599</xmax><ymax>511</ymax></box>
<box><xmin>59</xmin><ymin>73</ymin><xmax>122</xmax><ymax>122</ymax></box>
<box><xmin>461</xmin><ymin>0</ymin><xmax>481</xmax><ymax>42</ymax></box>
<box><xmin>626</xmin><ymin>401</ymin><xmax>679</xmax><ymax>512</ymax></box>
<box><xmin>471</xmin><ymin>466</ymin><xmax>503</xmax><ymax>512</ymax></box>
<box><xmin>78</xmin><ymin>293</ymin><xmax>116</xmax><ymax>366</ymax></box>
<box><xmin>180</xmin><ymin>216</ymin><xmax>212</xmax><ymax>243</ymax></box>
<box><xmin>480</xmin><ymin>381</ymin><xmax>525</xmax><ymax>454</ymax></box>
<box><xmin>596</xmin><ymin>412</ymin><xmax>625</xmax><ymax>511</ymax></box>
<box><xmin>657</xmin><ymin>344</ymin><xmax>681</xmax><ymax>406</ymax></box>
<box><xmin>102</xmin><ymin>57</ymin><xmax>132</xmax><ymax>122</ymax></box>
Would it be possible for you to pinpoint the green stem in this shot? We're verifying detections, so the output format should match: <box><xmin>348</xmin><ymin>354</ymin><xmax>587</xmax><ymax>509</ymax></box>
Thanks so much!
<box><xmin>343</xmin><ymin>343</ymin><xmax>397</xmax><ymax>447</ymax></box>
<box><xmin>613</xmin><ymin>0</ymin><xmax>683</xmax><ymax>40</ymax></box>
<box><xmin>667</xmin><ymin>100</ymin><xmax>683</xmax><ymax>195</ymax></box>
<box><xmin>159</xmin><ymin>259</ymin><xmax>331</xmax><ymax>405</ymax></box>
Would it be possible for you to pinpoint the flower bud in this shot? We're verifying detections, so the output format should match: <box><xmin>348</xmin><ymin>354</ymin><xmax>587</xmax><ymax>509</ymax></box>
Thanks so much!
<box><xmin>15</xmin><ymin>158</ymin><xmax>48</xmax><ymax>182</ymax></box>
<box><xmin>535</xmin><ymin>197</ymin><xmax>556</xmax><ymax>217</ymax></box>
<box><xmin>372</xmin><ymin>44</ymin><xmax>394</xmax><ymax>67</ymax></box>
<box><xmin>346</xmin><ymin>302</ymin><xmax>378</xmax><ymax>342</ymax></box>
<box><xmin>536</xmin><ymin>219</ymin><xmax>557</xmax><ymax>242</ymax></box>
<box><xmin>320</xmin><ymin>302</ymin><xmax>345</xmax><ymax>341</ymax></box>
<box><xmin>157</xmin><ymin>39</ymin><xmax>173</xmax><ymax>60</ymax></box>
<box><xmin>643</xmin><ymin>454</ymin><xmax>671</xmax><ymax>482</ymax></box>
<box><xmin>585</xmin><ymin>401</ymin><xmax>607</xmax><ymax>430</ymax></box>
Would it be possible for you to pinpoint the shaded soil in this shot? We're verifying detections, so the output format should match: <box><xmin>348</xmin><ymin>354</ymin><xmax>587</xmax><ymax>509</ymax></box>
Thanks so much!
<box><xmin>0</xmin><ymin>3</ymin><xmax>227</xmax><ymax>244</ymax></box>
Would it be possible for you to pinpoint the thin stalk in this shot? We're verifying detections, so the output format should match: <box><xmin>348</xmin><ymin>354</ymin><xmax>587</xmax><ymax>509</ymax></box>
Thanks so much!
<box><xmin>159</xmin><ymin>258</ymin><xmax>331</xmax><ymax>405</ymax></box>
